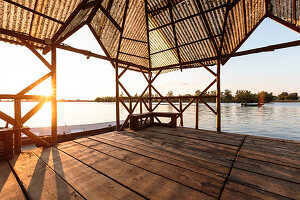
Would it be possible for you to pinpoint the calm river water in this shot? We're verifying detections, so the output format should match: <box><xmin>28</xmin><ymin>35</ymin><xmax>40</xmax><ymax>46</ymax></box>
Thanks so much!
<box><xmin>0</xmin><ymin>102</ymin><xmax>299</xmax><ymax>141</ymax></box>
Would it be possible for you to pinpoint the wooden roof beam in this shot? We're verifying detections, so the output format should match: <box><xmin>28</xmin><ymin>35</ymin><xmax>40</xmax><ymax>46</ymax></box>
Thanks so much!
<box><xmin>168</xmin><ymin>0</ymin><xmax>182</xmax><ymax>71</ymax></box>
<box><xmin>55</xmin><ymin>43</ymin><xmax>149</xmax><ymax>72</ymax></box>
<box><xmin>2</xmin><ymin>0</ymin><xmax>63</xmax><ymax>24</ymax></box>
<box><xmin>19</xmin><ymin>39</ymin><xmax>52</xmax><ymax>70</ymax></box>
<box><xmin>122</xmin><ymin>37</ymin><xmax>148</xmax><ymax>44</ymax></box>
<box><xmin>99</xmin><ymin>4</ymin><xmax>122</xmax><ymax>32</ymax></box>
<box><xmin>0</xmin><ymin>28</ymin><xmax>46</xmax><ymax>45</ymax></box>
<box><xmin>151</xmin><ymin>37</ymin><xmax>300</xmax><ymax>71</ymax></box>
<box><xmin>145</xmin><ymin>0</ymin><xmax>152</xmax><ymax>70</ymax></box>
<box><xmin>150</xmin><ymin>34</ymin><xmax>222</xmax><ymax>56</ymax></box>
<box><xmin>218</xmin><ymin>1</ymin><xmax>231</xmax><ymax>56</ymax></box>
<box><xmin>222</xmin><ymin>14</ymin><xmax>266</xmax><ymax>65</ymax></box>
<box><xmin>269</xmin><ymin>14</ymin><xmax>300</xmax><ymax>34</ymax></box>
<box><xmin>51</xmin><ymin>0</ymin><xmax>89</xmax><ymax>43</ymax></box>
<box><xmin>195</xmin><ymin>0</ymin><xmax>219</xmax><ymax>55</ymax></box>
<box><xmin>149</xmin><ymin>3</ymin><xmax>228</xmax><ymax>32</ymax></box>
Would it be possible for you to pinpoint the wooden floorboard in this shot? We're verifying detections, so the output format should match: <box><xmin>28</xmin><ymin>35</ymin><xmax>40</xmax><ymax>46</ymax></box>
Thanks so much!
<box><xmin>74</xmin><ymin>137</ymin><xmax>224</xmax><ymax>196</ymax></box>
<box><xmin>57</xmin><ymin>141</ymin><xmax>215</xmax><ymax>199</ymax></box>
<box><xmin>8</xmin><ymin>150</ymin><xmax>83</xmax><ymax>199</ymax></box>
<box><xmin>0</xmin><ymin>126</ymin><xmax>299</xmax><ymax>199</ymax></box>
<box><xmin>97</xmin><ymin>131</ymin><xmax>234</xmax><ymax>168</ymax></box>
<box><xmin>0</xmin><ymin>160</ymin><xmax>25</xmax><ymax>200</ymax></box>
<box><xmin>32</xmin><ymin>146</ymin><xmax>144</xmax><ymax>200</ymax></box>
<box><xmin>89</xmin><ymin>133</ymin><xmax>230</xmax><ymax>175</ymax></box>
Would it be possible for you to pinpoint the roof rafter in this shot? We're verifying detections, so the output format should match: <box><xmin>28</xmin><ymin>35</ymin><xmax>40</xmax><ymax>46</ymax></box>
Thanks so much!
<box><xmin>149</xmin><ymin>3</ymin><xmax>228</xmax><ymax>32</ymax></box>
<box><xmin>195</xmin><ymin>0</ymin><xmax>219</xmax><ymax>55</ymax></box>
<box><xmin>2</xmin><ymin>0</ymin><xmax>63</xmax><ymax>24</ymax></box>
<box><xmin>168</xmin><ymin>0</ymin><xmax>182</xmax><ymax>70</ymax></box>
<box><xmin>51</xmin><ymin>0</ymin><xmax>89</xmax><ymax>43</ymax></box>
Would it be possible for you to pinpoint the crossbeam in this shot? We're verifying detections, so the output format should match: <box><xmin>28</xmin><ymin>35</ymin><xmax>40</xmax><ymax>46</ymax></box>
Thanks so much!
<box><xmin>151</xmin><ymin>38</ymin><xmax>300</xmax><ymax>71</ymax></box>
<box><xmin>2</xmin><ymin>0</ymin><xmax>63</xmax><ymax>24</ymax></box>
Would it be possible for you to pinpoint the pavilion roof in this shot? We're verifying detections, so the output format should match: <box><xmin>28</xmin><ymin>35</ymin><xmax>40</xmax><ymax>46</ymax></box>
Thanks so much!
<box><xmin>0</xmin><ymin>0</ymin><xmax>299</xmax><ymax>73</ymax></box>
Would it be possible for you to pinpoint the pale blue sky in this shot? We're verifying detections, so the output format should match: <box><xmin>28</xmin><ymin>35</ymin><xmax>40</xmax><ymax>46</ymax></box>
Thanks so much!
<box><xmin>0</xmin><ymin>17</ymin><xmax>299</xmax><ymax>100</ymax></box>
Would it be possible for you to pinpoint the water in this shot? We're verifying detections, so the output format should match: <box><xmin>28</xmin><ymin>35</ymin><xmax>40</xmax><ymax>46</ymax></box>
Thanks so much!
<box><xmin>0</xmin><ymin>102</ymin><xmax>299</xmax><ymax>141</ymax></box>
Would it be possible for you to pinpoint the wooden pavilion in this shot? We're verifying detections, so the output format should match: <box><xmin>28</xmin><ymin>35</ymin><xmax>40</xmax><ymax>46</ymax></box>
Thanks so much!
<box><xmin>0</xmin><ymin>0</ymin><xmax>300</xmax><ymax>199</ymax></box>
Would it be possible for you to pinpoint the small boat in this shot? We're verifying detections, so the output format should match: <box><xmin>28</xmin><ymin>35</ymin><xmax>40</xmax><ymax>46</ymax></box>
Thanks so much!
<box><xmin>241</xmin><ymin>103</ymin><xmax>264</xmax><ymax>107</ymax></box>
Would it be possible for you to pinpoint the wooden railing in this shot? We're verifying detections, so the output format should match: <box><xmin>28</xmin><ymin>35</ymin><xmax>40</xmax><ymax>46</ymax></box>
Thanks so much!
<box><xmin>119</xmin><ymin>95</ymin><xmax>217</xmax><ymax>130</ymax></box>
<box><xmin>0</xmin><ymin>95</ymin><xmax>52</xmax><ymax>153</ymax></box>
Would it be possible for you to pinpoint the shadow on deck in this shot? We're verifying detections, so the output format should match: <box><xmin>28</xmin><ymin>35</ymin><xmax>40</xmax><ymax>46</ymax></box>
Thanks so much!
<box><xmin>0</xmin><ymin>126</ymin><xmax>299</xmax><ymax>199</ymax></box>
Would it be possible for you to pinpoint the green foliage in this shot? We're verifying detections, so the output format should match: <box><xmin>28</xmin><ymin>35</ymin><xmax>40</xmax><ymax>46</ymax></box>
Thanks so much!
<box><xmin>166</xmin><ymin>91</ymin><xmax>173</xmax><ymax>97</ymax></box>
<box><xmin>222</xmin><ymin>89</ymin><xmax>233</xmax><ymax>102</ymax></box>
<box><xmin>278</xmin><ymin>92</ymin><xmax>289</xmax><ymax>100</ymax></box>
<box><xmin>95</xmin><ymin>90</ymin><xmax>298</xmax><ymax>103</ymax></box>
<box><xmin>278</xmin><ymin>92</ymin><xmax>299</xmax><ymax>100</ymax></box>
<box><xmin>287</xmin><ymin>93</ymin><xmax>298</xmax><ymax>100</ymax></box>
<box><xmin>95</xmin><ymin>96</ymin><xmax>115</xmax><ymax>102</ymax></box>
<box><xmin>234</xmin><ymin>90</ymin><xmax>258</xmax><ymax>103</ymax></box>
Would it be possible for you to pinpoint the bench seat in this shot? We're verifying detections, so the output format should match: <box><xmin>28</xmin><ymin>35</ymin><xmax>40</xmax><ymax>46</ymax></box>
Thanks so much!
<box><xmin>129</xmin><ymin>112</ymin><xmax>179</xmax><ymax>131</ymax></box>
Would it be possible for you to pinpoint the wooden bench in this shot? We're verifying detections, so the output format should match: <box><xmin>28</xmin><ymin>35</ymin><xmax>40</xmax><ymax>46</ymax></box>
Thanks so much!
<box><xmin>129</xmin><ymin>112</ymin><xmax>179</xmax><ymax>131</ymax></box>
<box><xmin>0</xmin><ymin>127</ymin><xmax>29</xmax><ymax>160</ymax></box>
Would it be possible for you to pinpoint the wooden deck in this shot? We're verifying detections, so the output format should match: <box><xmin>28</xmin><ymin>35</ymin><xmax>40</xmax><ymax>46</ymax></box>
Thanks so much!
<box><xmin>0</xmin><ymin>126</ymin><xmax>299</xmax><ymax>200</ymax></box>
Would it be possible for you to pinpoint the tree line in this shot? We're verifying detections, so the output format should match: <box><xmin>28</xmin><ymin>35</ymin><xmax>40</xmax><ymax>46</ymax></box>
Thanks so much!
<box><xmin>95</xmin><ymin>90</ymin><xmax>299</xmax><ymax>103</ymax></box>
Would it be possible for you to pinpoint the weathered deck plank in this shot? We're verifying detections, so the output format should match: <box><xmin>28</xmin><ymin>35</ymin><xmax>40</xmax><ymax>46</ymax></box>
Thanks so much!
<box><xmin>32</xmin><ymin>146</ymin><xmax>144</xmax><ymax>200</ymax></box>
<box><xmin>57</xmin><ymin>141</ymin><xmax>215</xmax><ymax>200</ymax></box>
<box><xmin>8</xmin><ymin>150</ymin><xmax>82</xmax><ymax>199</ymax></box>
<box><xmin>0</xmin><ymin>160</ymin><xmax>25</xmax><ymax>200</ymax></box>
<box><xmin>74</xmin><ymin>137</ymin><xmax>224</xmax><ymax>196</ymax></box>
<box><xmin>99</xmin><ymin>131</ymin><xmax>234</xmax><ymax>167</ymax></box>
<box><xmin>89</xmin><ymin>133</ymin><xmax>230</xmax><ymax>175</ymax></box>
<box><xmin>0</xmin><ymin>126</ymin><xmax>299</xmax><ymax>199</ymax></box>
<box><xmin>228</xmin><ymin>168</ymin><xmax>300</xmax><ymax>199</ymax></box>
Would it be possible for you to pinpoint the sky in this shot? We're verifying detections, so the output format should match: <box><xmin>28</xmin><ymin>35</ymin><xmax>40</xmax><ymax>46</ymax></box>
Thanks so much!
<box><xmin>0</xmin><ymin>18</ymin><xmax>300</xmax><ymax>100</ymax></box>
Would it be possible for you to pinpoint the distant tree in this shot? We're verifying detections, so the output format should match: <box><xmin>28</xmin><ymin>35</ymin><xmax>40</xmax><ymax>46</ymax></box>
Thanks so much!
<box><xmin>287</xmin><ymin>93</ymin><xmax>298</xmax><ymax>100</ymax></box>
<box><xmin>166</xmin><ymin>91</ymin><xmax>173</xmax><ymax>97</ymax></box>
<box><xmin>194</xmin><ymin>89</ymin><xmax>201</xmax><ymax>96</ymax></box>
<box><xmin>234</xmin><ymin>90</ymin><xmax>258</xmax><ymax>103</ymax></box>
<box><xmin>95</xmin><ymin>97</ymin><xmax>102</xmax><ymax>102</ymax></box>
<box><xmin>222</xmin><ymin>89</ymin><xmax>233</xmax><ymax>102</ymax></box>
<box><xmin>278</xmin><ymin>92</ymin><xmax>289</xmax><ymax>100</ymax></box>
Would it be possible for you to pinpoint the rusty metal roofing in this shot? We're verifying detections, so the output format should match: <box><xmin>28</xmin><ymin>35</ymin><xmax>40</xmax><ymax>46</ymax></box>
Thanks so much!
<box><xmin>0</xmin><ymin>0</ymin><xmax>299</xmax><ymax>73</ymax></box>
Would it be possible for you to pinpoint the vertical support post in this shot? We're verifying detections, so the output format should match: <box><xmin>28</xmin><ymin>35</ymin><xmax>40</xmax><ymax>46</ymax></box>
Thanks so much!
<box><xmin>216</xmin><ymin>59</ymin><xmax>221</xmax><ymax>132</ymax></box>
<box><xmin>115</xmin><ymin>65</ymin><xmax>120</xmax><ymax>130</ymax></box>
<box><xmin>195</xmin><ymin>98</ymin><xmax>199</xmax><ymax>129</ymax></box>
<box><xmin>51</xmin><ymin>46</ymin><xmax>57</xmax><ymax>145</ymax></box>
<box><xmin>179</xmin><ymin>98</ymin><xmax>183</xmax><ymax>126</ymax></box>
<box><xmin>148</xmin><ymin>72</ymin><xmax>154</xmax><ymax>123</ymax></box>
<box><xmin>115</xmin><ymin>0</ymin><xmax>129</xmax><ymax>131</ymax></box>
<box><xmin>140</xmin><ymin>99</ymin><xmax>143</xmax><ymax>125</ymax></box>
<box><xmin>14</xmin><ymin>99</ymin><xmax>21</xmax><ymax>154</ymax></box>
<box><xmin>145</xmin><ymin>0</ymin><xmax>153</xmax><ymax>122</ymax></box>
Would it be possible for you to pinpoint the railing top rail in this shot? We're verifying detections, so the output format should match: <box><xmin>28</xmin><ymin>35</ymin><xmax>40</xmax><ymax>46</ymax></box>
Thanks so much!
<box><xmin>120</xmin><ymin>95</ymin><xmax>217</xmax><ymax>100</ymax></box>
<box><xmin>0</xmin><ymin>94</ymin><xmax>50</xmax><ymax>100</ymax></box>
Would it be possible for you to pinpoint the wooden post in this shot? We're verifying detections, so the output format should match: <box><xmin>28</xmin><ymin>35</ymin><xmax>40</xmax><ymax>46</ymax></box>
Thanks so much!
<box><xmin>179</xmin><ymin>98</ymin><xmax>183</xmax><ymax>126</ymax></box>
<box><xmin>114</xmin><ymin>0</ymin><xmax>129</xmax><ymax>131</ymax></box>
<box><xmin>195</xmin><ymin>98</ymin><xmax>199</xmax><ymax>129</ymax></box>
<box><xmin>14</xmin><ymin>99</ymin><xmax>21</xmax><ymax>154</ymax></box>
<box><xmin>51</xmin><ymin>46</ymin><xmax>57</xmax><ymax>145</ymax></box>
<box><xmin>115</xmin><ymin>66</ymin><xmax>120</xmax><ymax>130</ymax></box>
<box><xmin>216</xmin><ymin>59</ymin><xmax>221</xmax><ymax>132</ymax></box>
<box><xmin>148</xmin><ymin>72</ymin><xmax>154</xmax><ymax>123</ymax></box>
